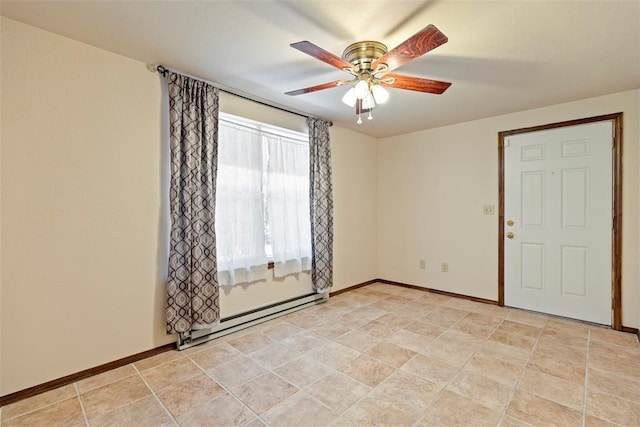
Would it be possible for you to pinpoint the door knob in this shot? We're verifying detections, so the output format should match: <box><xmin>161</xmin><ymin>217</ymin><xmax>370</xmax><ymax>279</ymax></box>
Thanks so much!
<box><xmin>506</xmin><ymin>232</ymin><xmax>515</xmax><ymax>239</ymax></box>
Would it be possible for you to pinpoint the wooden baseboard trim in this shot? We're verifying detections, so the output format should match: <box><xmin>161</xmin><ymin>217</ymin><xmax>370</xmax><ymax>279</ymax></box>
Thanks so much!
<box><xmin>0</xmin><ymin>343</ymin><xmax>175</xmax><ymax>407</ymax></box>
<box><xmin>329</xmin><ymin>279</ymin><xmax>378</xmax><ymax>297</ymax></box>
<box><xmin>620</xmin><ymin>325</ymin><xmax>639</xmax><ymax>335</ymax></box>
<box><xmin>376</xmin><ymin>279</ymin><xmax>500</xmax><ymax>306</ymax></box>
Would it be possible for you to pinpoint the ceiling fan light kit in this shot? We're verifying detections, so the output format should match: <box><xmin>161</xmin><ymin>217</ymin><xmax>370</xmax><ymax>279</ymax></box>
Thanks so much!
<box><xmin>286</xmin><ymin>24</ymin><xmax>452</xmax><ymax>124</ymax></box>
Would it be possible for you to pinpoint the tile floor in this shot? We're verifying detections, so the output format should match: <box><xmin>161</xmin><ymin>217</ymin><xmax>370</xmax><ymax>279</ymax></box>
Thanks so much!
<box><xmin>1</xmin><ymin>283</ymin><xmax>639</xmax><ymax>426</ymax></box>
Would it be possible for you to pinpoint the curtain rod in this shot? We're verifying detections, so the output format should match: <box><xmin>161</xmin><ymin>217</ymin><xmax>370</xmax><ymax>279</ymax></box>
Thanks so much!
<box><xmin>156</xmin><ymin>64</ymin><xmax>332</xmax><ymax>126</ymax></box>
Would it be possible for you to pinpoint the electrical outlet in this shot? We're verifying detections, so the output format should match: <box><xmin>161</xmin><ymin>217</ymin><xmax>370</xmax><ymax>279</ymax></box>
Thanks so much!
<box><xmin>483</xmin><ymin>205</ymin><xmax>495</xmax><ymax>215</ymax></box>
<box><xmin>441</xmin><ymin>262</ymin><xmax>449</xmax><ymax>272</ymax></box>
<box><xmin>419</xmin><ymin>259</ymin><xmax>426</xmax><ymax>269</ymax></box>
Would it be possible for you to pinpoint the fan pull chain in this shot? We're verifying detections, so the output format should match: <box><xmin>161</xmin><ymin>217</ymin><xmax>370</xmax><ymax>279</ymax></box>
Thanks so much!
<box><xmin>357</xmin><ymin>112</ymin><xmax>362</xmax><ymax>124</ymax></box>
<box><xmin>368</xmin><ymin>110</ymin><xmax>373</xmax><ymax>120</ymax></box>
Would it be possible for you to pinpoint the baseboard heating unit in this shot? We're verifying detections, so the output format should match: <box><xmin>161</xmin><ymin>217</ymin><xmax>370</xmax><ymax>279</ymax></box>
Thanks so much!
<box><xmin>177</xmin><ymin>292</ymin><xmax>328</xmax><ymax>350</ymax></box>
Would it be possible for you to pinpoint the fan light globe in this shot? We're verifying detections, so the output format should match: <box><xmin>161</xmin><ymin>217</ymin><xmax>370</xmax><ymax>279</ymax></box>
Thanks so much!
<box><xmin>341</xmin><ymin>88</ymin><xmax>357</xmax><ymax>107</ymax></box>
<box><xmin>354</xmin><ymin>80</ymin><xmax>369</xmax><ymax>99</ymax></box>
<box><xmin>362</xmin><ymin>93</ymin><xmax>376</xmax><ymax>109</ymax></box>
<box><xmin>371</xmin><ymin>85</ymin><xmax>389</xmax><ymax>104</ymax></box>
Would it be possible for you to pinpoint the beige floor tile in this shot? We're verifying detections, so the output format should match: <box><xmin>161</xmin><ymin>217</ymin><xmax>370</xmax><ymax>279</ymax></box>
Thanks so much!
<box><xmin>349</xmin><ymin>304</ymin><xmax>387</xmax><ymax>321</ymax></box>
<box><xmin>207</xmin><ymin>355</ymin><xmax>266</xmax><ymax>388</ymax></box>
<box><xmin>499</xmin><ymin>415</ymin><xmax>532</xmax><ymax>427</ymax></box>
<box><xmin>366</xmin><ymin>341</ymin><xmax>416</xmax><ymax>367</ymax></box>
<box><xmin>590</xmin><ymin>326</ymin><xmax>640</xmax><ymax>348</ymax></box>
<box><xmin>448</xmin><ymin>370</ymin><xmax>514</xmax><ymax>412</ymax></box>
<box><xmin>535</xmin><ymin>341</ymin><xmax>587</xmax><ymax>366</ymax></box>
<box><xmin>384</xmin><ymin>294</ymin><xmax>415</xmax><ymax>305</ymax></box>
<box><xmin>417</xmin><ymin>390</ymin><xmax>502</xmax><ymax>427</ymax></box>
<box><xmin>340</xmin><ymin>355</ymin><xmax>395</xmax><ymax>387</ymax></box>
<box><xmin>81</xmin><ymin>374</ymin><xmax>151</xmax><ymax>420</ymax></box>
<box><xmin>1</xmin><ymin>384</ymin><xmax>77</xmax><ymax>421</ymax></box>
<box><xmin>451</xmin><ymin>318</ymin><xmax>497</xmax><ymax>339</ymax></box>
<box><xmin>518</xmin><ymin>368</ymin><xmax>584</xmax><ymax>410</ymax></box>
<box><xmin>259</xmin><ymin>321</ymin><xmax>303</xmax><ymax>342</ymax></box>
<box><xmin>89</xmin><ymin>395</ymin><xmax>171</xmax><ymax>427</ymax></box>
<box><xmin>589</xmin><ymin>339</ymin><xmax>640</xmax><ymax>361</ymax></box>
<box><xmin>488</xmin><ymin>328</ymin><xmax>537</xmax><ymax>351</ymax></box>
<box><xmin>588</xmin><ymin>350</ymin><xmax>640</xmax><ymax>378</ymax></box>
<box><xmin>506</xmin><ymin>390</ymin><xmax>582</xmax><ymax>426</ymax></box>
<box><xmin>273</xmin><ymin>355</ymin><xmax>335</xmax><ymax>388</ymax></box>
<box><xmin>420</xmin><ymin>306</ymin><xmax>468</xmax><ymax>327</ymax></box>
<box><xmin>463</xmin><ymin>354</ymin><xmax>523</xmax><ymax>387</ymax></box>
<box><xmin>403</xmin><ymin>320</ymin><xmax>447</xmax><ymax>340</ymax></box>
<box><xmin>390</xmin><ymin>302</ymin><xmax>433</xmax><ymax>318</ymax></box>
<box><xmin>369</xmin><ymin>299</ymin><xmax>402</xmax><ymax>312</ymax></box>
<box><xmin>176</xmin><ymin>393</ymin><xmax>255</xmax><ymax>426</ymax></box>
<box><xmin>249</xmin><ymin>342</ymin><xmax>301</xmax><ymax>370</ymax></box>
<box><xmin>337</xmin><ymin>311</ymin><xmax>377</xmax><ymax>328</ymax></box>
<box><xmin>187</xmin><ymin>341</ymin><xmax>241</xmax><ymax>370</ymax></box>
<box><xmin>422</xmin><ymin>331</ymin><xmax>482</xmax><ymax>367</ymax></box>
<box><xmin>307</xmin><ymin>322</ymin><xmax>351</xmax><ymax>340</ymax></box>
<box><xmin>306</xmin><ymin>341</ymin><xmax>360</xmax><ymax>369</ymax></box>
<box><xmin>373</xmin><ymin>313</ymin><xmax>414</xmax><ymax>329</ymax></box>
<box><xmin>227</xmin><ymin>332</ymin><xmax>274</xmax><ymax>354</ymax></box>
<box><xmin>2</xmin><ymin>397</ymin><xmax>85</xmax><ymax>427</ymax></box>
<box><xmin>584</xmin><ymin>415</ymin><xmax>621</xmax><ymax>426</ymax></box>
<box><xmin>475</xmin><ymin>341</ymin><xmax>531</xmax><ymax>367</ymax></box>
<box><xmin>231</xmin><ymin>372</ymin><xmax>298</xmax><ymax>414</ymax></box>
<box><xmin>526</xmin><ymin>350</ymin><xmax>586</xmax><ymax>384</ymax></box>
<box><xmin>401</xmin><ymin>353</ymin><xmax>459</xmax><ymax>385</ymax></box>
<box><xmin>469</xmin><ymin>303</ymin><xmax>510</xmax><ymax>318</ymax></box>
<box><xmin>76</xmin><ymin>365</ymin><xmax>138</xmax><ymax>394</ymax></box>
<box><xmin>333</xmin><ymin>329</ymin><xmax>381</xmax><ymax>352</ymax></box>
<box><xmin>139</xmin><ymin>357</ymin><xmax>202</xmax><ymax>392</ymax></box>
<box><xmin>279</xmin><ymin>331</ymin><xmax>326</xmax><ymax>353</ymax></box>
<box><xmin>261</xmin><ymin>392</ymin><xmax>337</xmax><ymax>427</ymax></box>
<box><xmin>588</xmin><ymin>367</ymin><xmax>640</xmax><ymax>403</ymax></box>
<box><xmin>496</xmin><ymin>320</ymin><xmax>542</xmax><ymax>338</ymax></box>
<box><xmin>505</xmin><ymin>309</ymin><xmax>549</xmax><ymax>328</ymax></box>
<box><xmin>544</xmin><ymin>317</ymin><xmax>590</xmax><ymax>338</ymax></box>
<box><xmin>384</xmin><ymin>328</ymin><xmax>430</xmax><ymax>352</ymax></box>
<box><xmin>244</xmin><ymin>418</ymin><xmax>267</xmax><ymax>427</ymax></box>
<box><xmin>305</xmin><ymin>373</ymin><xmax>370</xmax><ymax>413</ymax></box>
<box><xmin>134</xmin><ymin>350</ymin><xmax>184</xmax><ymax>372</ymax></box>
<box><xmin>358</xmin><ymin>320</ymin><xmax>402</xmax><ymax>338</ymax></box>
<box><xmin>343</xmin><ymin>396</ymin><xmax>422</xmax><ymax>426</ymax></box>
<box><xmin>370</xmin><ymin>370</ymin><xmax>442</xmax><ymax>412</ymax></box>
<box><xmin>284</xmin><ymin>312</ymin><xmax>329</xmax><ymax>329</ymax></box>
<box><xmin>156</xmin><ymin>373</ymin><xmax>225</xmax><ymax>417</ymax></box>
<box><xmin>587</xmin><ymin>389</ymin><xmax>640</xmax><ymax>426</ymax></box>
<box><xmin>538</xmin><ymin>328</ymin><xmax>588</xmax><ymax>349</ymax></box>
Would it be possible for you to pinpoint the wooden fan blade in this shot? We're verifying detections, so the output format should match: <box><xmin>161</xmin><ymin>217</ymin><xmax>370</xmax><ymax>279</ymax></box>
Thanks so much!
<box><xmin>373</xmin><ymin>24</ymin><xmax>448</xmax><ymax>71</ymax></box>
<box><xmin>291</xmin><ymin>41</ymin><xmax>354</xmax><ymax>71</ymax></box>
<box><xmin>285</xmin><ymin>80</ymin><xmax>347</xmax><ymax>96</ymax></box>
<box><xmin>382</xmin><ymin>73</ymin><xmax>451</xmax><ymax>94</ymax></box>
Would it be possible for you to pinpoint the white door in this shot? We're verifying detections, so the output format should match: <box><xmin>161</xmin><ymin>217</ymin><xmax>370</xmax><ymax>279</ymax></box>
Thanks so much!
<box><xmin>504</xmin><ymin>121</ymin><xmax>613</xmax><ymax>325</ymax></box>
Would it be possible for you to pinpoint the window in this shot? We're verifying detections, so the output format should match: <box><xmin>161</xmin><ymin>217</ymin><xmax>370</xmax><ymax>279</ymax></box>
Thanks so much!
<box><xmin>215</xmin><ymin>112</ymin><xmax>312</xmax><ymax>286</ymax></box>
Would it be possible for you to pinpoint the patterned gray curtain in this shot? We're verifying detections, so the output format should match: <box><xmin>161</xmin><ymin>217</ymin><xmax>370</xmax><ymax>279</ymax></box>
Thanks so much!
<box><xmin>166</xmin><ymin>72</ymin><xmax>220</xmax><ymax>334</ymax></box>
<box><xmin>307</xmin><ymin>117</ymin><xmax>333</xmax><ymax>293</ymax></box>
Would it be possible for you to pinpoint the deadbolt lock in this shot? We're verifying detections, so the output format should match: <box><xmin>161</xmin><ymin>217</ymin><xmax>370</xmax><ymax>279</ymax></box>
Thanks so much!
<box><xmin>506</xmin><ymin>220</ymin><xmax>515</xmax><ymax>226</ymax></box>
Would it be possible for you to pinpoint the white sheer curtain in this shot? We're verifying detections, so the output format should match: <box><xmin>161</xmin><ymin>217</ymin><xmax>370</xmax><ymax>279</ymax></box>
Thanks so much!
<box><xmin>215</xmin><ymin>121</ymin><xmax>268</xmax><ymax>286</ymax></box>
<box><xmin>265</xmin><ymin>134</ymin><xmax>312</xmax><ymax>277</ymax></box>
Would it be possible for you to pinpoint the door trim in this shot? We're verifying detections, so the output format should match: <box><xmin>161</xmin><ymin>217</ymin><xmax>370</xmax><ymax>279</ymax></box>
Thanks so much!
<box><xmin>498</xmin><ymin>113</ymin><xmax>623</xmax><ymax>330</ymax></box>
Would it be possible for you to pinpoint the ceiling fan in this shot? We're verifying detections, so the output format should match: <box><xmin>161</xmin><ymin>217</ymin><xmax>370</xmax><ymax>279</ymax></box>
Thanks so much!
<box><xmin>285</xmin><ymin>24</ymin><xmax>452</xmax><ymax>124</ymax></box>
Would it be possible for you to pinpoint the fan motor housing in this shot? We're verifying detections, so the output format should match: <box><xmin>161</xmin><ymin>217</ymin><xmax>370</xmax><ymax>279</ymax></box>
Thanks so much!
<box><xmin>342</xmin><ymin>41</ymin><xmax>388</xmax><ymax>71</ymax></box>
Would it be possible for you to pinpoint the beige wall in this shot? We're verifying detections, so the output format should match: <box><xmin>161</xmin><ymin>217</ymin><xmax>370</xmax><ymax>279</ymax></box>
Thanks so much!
<box><xmin>378</xmin><ymin>90</ymin><xmax>640</xmax><ymax>329</ymax></box>
<box><xmin>0</xmin><ymin>18</ymin><xmax>378</xmax><ymax>395</ymax></box>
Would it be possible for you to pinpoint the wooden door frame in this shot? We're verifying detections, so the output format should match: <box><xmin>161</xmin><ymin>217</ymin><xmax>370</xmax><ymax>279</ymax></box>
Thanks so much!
<box><xmin>498</xmin><ymin>113</ymin><xmax>623</xmax><ymax>330</ymax></box>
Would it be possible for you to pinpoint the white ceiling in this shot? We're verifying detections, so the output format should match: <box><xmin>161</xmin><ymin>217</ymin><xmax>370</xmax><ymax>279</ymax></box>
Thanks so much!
<box><xmin>1</xmin><ymin>0</ymin><xmax>639</xmax><ymax>138</ymax></box>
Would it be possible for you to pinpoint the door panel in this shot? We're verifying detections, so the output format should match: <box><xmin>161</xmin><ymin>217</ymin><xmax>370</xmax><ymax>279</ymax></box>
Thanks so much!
<box><xmin>504</xmin><ymin>121</ymin><xmax>612</xmax><ymax>324</ymax></box>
